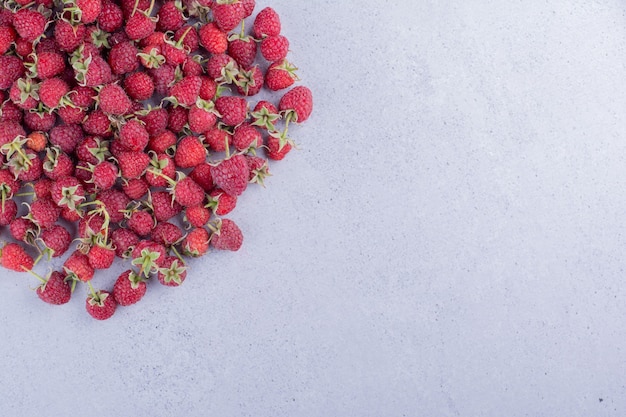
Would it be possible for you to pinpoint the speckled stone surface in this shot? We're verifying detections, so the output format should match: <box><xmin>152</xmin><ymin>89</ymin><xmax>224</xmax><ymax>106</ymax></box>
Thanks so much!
<box><xmin>1</xmin><ymin>0</ymin><xmax>626</xmax><ymax>415</ymax></box>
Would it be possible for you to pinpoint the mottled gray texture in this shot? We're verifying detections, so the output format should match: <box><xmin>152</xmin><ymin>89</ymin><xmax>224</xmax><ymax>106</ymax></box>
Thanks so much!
<box><xmin>1</xmin><ymin>0</ymin><xmax>626</xmax><ymax>415</ymax></box>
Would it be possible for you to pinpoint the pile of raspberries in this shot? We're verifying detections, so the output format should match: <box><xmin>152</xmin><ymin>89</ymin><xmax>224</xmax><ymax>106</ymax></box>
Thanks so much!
<box><xmin>0</xmin><ymin>0</ymin><xmax>313</xmax><ymax>320</ymax></box>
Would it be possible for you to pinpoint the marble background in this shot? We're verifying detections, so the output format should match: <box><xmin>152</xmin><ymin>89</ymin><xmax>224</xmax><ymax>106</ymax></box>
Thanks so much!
<box><xmin>1</xmin><ymin>0</ymin><xmax>626</xmax><ymax>415</ymax></box>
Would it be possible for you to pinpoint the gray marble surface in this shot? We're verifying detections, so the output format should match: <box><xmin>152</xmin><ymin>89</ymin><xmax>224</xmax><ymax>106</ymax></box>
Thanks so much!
<box><xmin>2</xmin><ymin>0</ymin><xmax>626</xmax><ymax>415</ymax></box>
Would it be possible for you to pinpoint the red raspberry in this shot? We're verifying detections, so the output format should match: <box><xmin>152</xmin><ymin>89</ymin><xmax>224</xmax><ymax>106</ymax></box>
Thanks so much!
<box><xmin>97</xmin><ymin>189</ymin><xmax>130</xmax><ymax>223</ymax></box>
<box><xmin>88</xmin><ymin>241</ymin><xmax>116</xmax><ymax>269</ymax></box>
<box><xmin>151</xmin><ymin>222</ymin><xmax>183</xmax><ymax>246</ymax></box>
<box><xmin>138</xmin><ymin>107</ymin><xmax>169</xmax><ymax>136</ymax></box>
<box><xmin>108</xmin><ymin>41</ymin><xmax>139</xmax><ymax>75</ymax></box>
<box><xmin>253</xmin><ymin>7</ymin><xmax>281</xmax><ymax>38</ymax></box>
<box><xmin>203</xmin><ymin>126</ymin><xmax>232</xmax><ymax>152</ymax></box>
<box><xmin>210</xmin><ymin>154</ymin><xmax>248</xmax><ymax>196</ymax></box>
<box><xmin>173</xmin><ymin>176</ymin><xmax>205</xmax><ymax>207</ymax></box>
<box><xmin>122</xmin><ymin>177</ymin><xmax>149</xmax><ymax>200</ymax></box>
<box><xmin>117</xmin><ymin>150</ymin><xmax>150</xmax><ymax>179</ymax></box>
<box><xmin>36</xmin><ymin>271</ymin><xmax>71</xmax><ymax>305</ymax></box>
<box><xmin>199</xmin><ymin>22</ymin><xmax>227</xmax><ymax>55</ymax></box>
<box><xmin>265</xmin><ymin>59</ymin><xmax>298</xmax><ymax>91</ymax></box>
<box><xmin>99</xmin><ymin>83</ymin><xmax>132</xmax><ymax>115</ymax></box>
<box><xmin>124</xmin><ymin>71</ymin><xmax>154</xmax><ymax>101</ymax></box>
<box><xmin>111</xmin><ymin>227</ymin><xmax>139</xmax><ymax>258</ymax></box>
<box><xmin>279</xmin><ymin>85</ymin><xmax>313</xmax><ymax>123</ymax></box>
<box><xmin>92</xmin><ymin>161</ymin><xmax>119</xmax><ymax>190</ymax></box>
<box><xmin>113</xmin><ymin>270</ymin><xmax>147</xmax><ymax>305</ymax></box>
<box><xmin>158</xmin><ymin>1</ymin><xmax>185</xmax><ymax>31</ymax></box>
<box><xmin>211</xmin><ymin>1</ymin><xmax>245</xmax><ymax>32</ymax></box>
<box><xmin>13</xmin><ymin>9</ymin><xmax>46</xmax><ymax>42</ymax></box>
<box><xmin>119</xmin><ymin>119</ymin><xmax>149</xmax><ymax>151</ymax></box>
<box><xmin>207</xmin><ymin>189</ymin><xmax>237</xmax><ymax>216</ymax></box>
<box><xmin>215</xmin><ymin>96</ymin><xmax>248</xmax><ymax>126</ymax></box>
<box><xmin>151</xmin><ymin>191</ymin><xmax>182</xmax><ymax>222</ymax></box>
<box><xmin>210</xmin><ymin>218</ymin><xmax>243</xmax><ymax>251</ymax></box>
<box><xmin>174</xmin><ymin>136</ymin><xmax>206</xmax><ymax>168</ymax></box>
<box><xmin>0</xmin><ymin>243</ymin><xmax>34</xmax><ymax>272</ymax></box>
<box><xmin>64</xmin><ymin>250</ymin><xmax>95</xmax><ymax>282</ymax></box>
<box><xmin>40</xmin><ymin>225</ymin><xmax>72</xmax><ymax>258</ymax></box>
<box><xmin>86</xmin><ymin>290</ymin><xmax>117</xmax><ymax>320</ymax></box>
<box><xmin>189</xmin><ymin>162</ymin><xmax>214</xmax><ymax>192</ymax></box>
<box><xmin>127</xmin><ymin>210</ymin><xmax>154</xmax><ymax>236</ymax></box>
<box><xmin>260</xmin><ymin>35</ymin><xmax>289</xmax><ymax>62</ymax></box>
<box><xmin>157</xmin><ymin>256</ymin><xmax>187</xmax><ymax>286</ymax></box>
<box><xmin>28</xmin><ymin>197</ymin><xmax>60</xmax><ymax>229</ymax></box>
<box><xmin>99</xmin><ymin>0</ymin><xmax>124</xmax><ymax>32</ymax></box>
<box><xmin>185</xmin><ymin>205</ymin><xmax>210</xmax><ymax>228</ymax></box>
<box><xmin>182</xmin><ymin>227</ymin><xmax>209</xmax><ymax>257</ymax></box>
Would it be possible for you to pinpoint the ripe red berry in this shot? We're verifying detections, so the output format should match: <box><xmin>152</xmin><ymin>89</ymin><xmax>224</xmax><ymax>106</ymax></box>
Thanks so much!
<box><xmin>174</xmin><ymin>136</ymin><xmax>206</xmax><ymax>168</ymax></box>
<box><xmin>210</xmin><ymin>218</ymin><xmax>243</xmax><ymax>251</ymax></box>
<box><xmin>86</xmin><ymin>289</ymin><xmax>117</xmax><ymax>320</ymax></box>
<box><xmin>215</xmin><ymin>95</ymin><xmax>248</xmax><ymax>126</ymax></box>
<box><xmin>13</xmin><ymin>9</ymin><xmax>47</xmax><ymax>42</ymax></box>
<box><xmin>36</xmin><ymin>271</ymin><xmax>71</xmax><ymax>305</ymax></box>
<box><xmin>99</xmin><ymin>83</ymin><xmax>132</xmax><ymax>115</ymax></box>
<box><xmin>253</xmin><ymin>7</ymin><xmax>281</xmax><ymax>38</ymax></box>
<box><xmin>113</xmin><ymin>270</ymin><xmax>147</xmax><ymax>305</ymax></box>
<box><xmin>0</xmin><ymin>243</ymin><xmax>34</xmax><ymax>272</ymax></box>
<box><xmin>260</xmin><ymin>35</ymin><xmax>289</xmax><ymax>62</ymax></box>
<box><xmin>279</xmin><ymin>86</ymin><xmax>313</xmax><ymax>123</ymax></box>
<box><xmin>211</xmin><ymin>154</ymin><xmax>248</xmax><ymax>197</ymax></box>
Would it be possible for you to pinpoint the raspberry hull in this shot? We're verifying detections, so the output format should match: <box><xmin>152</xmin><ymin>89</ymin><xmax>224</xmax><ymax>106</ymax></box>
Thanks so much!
<box><xmin>0</xmin><ymin>2</ymin><xmax>313</xmax><ymax>320</ymax></box>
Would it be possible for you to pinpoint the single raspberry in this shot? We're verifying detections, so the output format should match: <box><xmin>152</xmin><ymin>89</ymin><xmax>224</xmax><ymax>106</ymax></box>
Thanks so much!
<box><xmin>232</xmin><ymin>123</ymin><xmax>262</xmax><ymax>152</ymax></box>
<box><xmin>113</xmin><ymin>269</ymin><xmax>147</xmax><ymax>305</ymax></box>
<box><xmin>265</xmin><ymin>59</ymin><xmax>298</xmax><ymax>91</ymax></box>
<box><xmin>210</xmin><ymin>218</ymin><xmax>243</xmax><ymax>251</ymax></box>
<box><xmin>151</xmin><ymin>191</ymin><xmax>182</xmax><ymax>222</ymax></box>
<box><xmin>27</xmin><ymin>197</ymin><xmax>60</xmax><ymax>229</ymax></box>
<box><xmin>253</xmin><ymin>7</ymin><xmax>281</xmax><ymax>38</ymax></box>
<box><xmin>245</xmin><ymin>155</ymin><xmax>270</xmax><ymax>185</ymax></box>
<box><xmin>10</xmin><ymin>218</ymin><xmax>37</xmax><ymax>243</ymax></box>
<box><xmin>175</xmin><ymin>25</ymin><xmax>199</xmax><ymax>52</ymax></box>
<box><xmin>138</xmin><ymin>107</ymin><xmax>169</xmax><ymax>136</ymax></box>
<box><xmin>199</xmin><ymin>22</ymin><xmax>227</xmax><ymax>55</ymax></box>
<box><xmin>146</xmin><ymin>153</ymin><xmax>175</xmax><ymax>187</ymax></box>
<box><xmin>0</xmin><ymin>243</ymin><xmax>33</xmax><ymax>272</ymax></box>
<box><xmin>167</xmin><ymin>106</ymin><xmax>188</xmax><ymax>133</ymax></box>
<box><xmin>167</xmin><ymin>75</ymin><xmax>202</xmax><ymax>107</ymax></box>
<box><xmin>210</xmin><ymin>154</ymin><xmax>248</xmax><ymax>196</ymax></box>
<box><xmin>35</xmin><ymin>271</ymin><xmax>71</xmax><ymax>305</ymax></box>
<box><xmin>207</xmin><ymin>53</ymin><xmax>239</xmax><ymax>82</ymax></box>
<box><xmin>117</xmin><ymin>150</ymin><xmax>150</xmax><ymax>179</ymax></box>
<box><xmin>98</xmin><ymin>83</ymin><xmax>132</xmax><ymax>115</ymax></box>
<box><xmin>99</xmin><ymin>0</ymin><xmax>124</xmax><ymax>32</ymax></box>
<box><xmin>215</xmin><ymin>95</ymin><xmax>248</xmax><ymax>126</ymax></box>
<box><xmin>119</xmin><ymin>119</ymin><xmax>149</xmax><ymax>151</ymax></box>
<box><xmin>157</xmin><ymin>1</ymin><xmax>184</xmax><ymax>31</ymax></box>
<box><xmin>111</xmin><ymin>227</ymin><xmax>139</xmax><ymax>258</ymax></box>
<box><xmin>131</xmin><ymin>240</ymin><xmax>166</xmax><ymax>276</ymax></box>
<box><xmin>211</xmin><ymin>1</ymin><xmax>245</xmax><ymax>32</ymax></box>
<box><xmin>64</xmin><ymin>250</ymin><xmax>95</xmax><ymax>282</ymax></box>
<box><xmin>185</xmin><ymin>205</ymin><xmax>210</xmax><ymax>228</ymax></box>
<box><xmin>0</xmin><ymin>200</ymin><xmax>18</xmax><ymax>226</ymax></box>
<box><xmin>260</xmin><ymin>35</ymin><xmax>289</xmax><ymax>62</ymax></box>
<box><xmin>151</xmin><ymin>221</ymin><xmax>183</xmax><ymax>246</ymax></box>
<box><xmin>204</xmin><ymin>126</ymin><xmax>232</xmax><ymax>152</ymax></box>
<box><xmin>189</xmin><ymin>162</ymin><xmax>214</xmax><ymax>192</ymax></box>
<box><xmin>207</xmin><ymin>188</ymin><xmax>237</xmax><ymax>216</ymax></box>
<box><xmin>92</xmin><ymin>161</ymin><xmax>119</xmax><ymax>190</ymax></box>
<box><xmin>40</xmin><ymin>225</ymin><xmax>72</xmax><ymax>258</ymax></box>
<box><xmin>125</xmin><ymin>6</ymin><xmax>157</xmax><ymax>40</ymax></box>
<box><xmin>266</xmin><ymin>133</ymin><xmax>292</xmax><ymax>160</ymax></box>
<box><xmin>124</xmin><ymin>71</ymin><xmax>154</xmax><ymax>101</ymax></box>
<box><xmin>174</xmin><ymin>136</ymin><xmax>206</xmax><ymax>168</ymax></box>
<box><xmin>49</xmin><ymin>124</ymin><xmax>83</xmax><ymax>154</ymax></box>
<box><xmin>0</xmin><ymin>25</ymin><xmax>15</xmax><ymax>55</ymax></box>
<box><xmin>39</xmin><ymin>77</ymin><xmax>69</xmax><ymax>109</ymax></box>
<box><xmin>228</xmin><ymin>36</ymin><xmax>257</xmax><ymax>68</ymax></box>
<box><xmin>147</xmin><ymin>64</ymin><xmax>176</xmax><ymax>95</ymax></box>
<box><xmin>54</xmin><ymin>20</ymin><xmax>86</xmax><ymax>52</ymax></box>
<box><xmin>279</xmin><ymin>86</ymin><xmax>313</xmax><ymax>123</ymax></box>
<box><xmin>88</xmin><ymin>240</ymin><xmax>116</xmax><ymax>269</ymax></box>
<box><xmin>173</xmin><ymin>175</ymin><xmax>205</xmax><ymax>207</ymax></box>
<box><xmin>51</xmin><ymin>176</ymin><xmax>85</xmax><ymax>211</ymax></box>
<box><xmin>108</xmin><ymin>41</ymin><xmax>139</xmax><ymax>75</ymax></box>
<box><xmin>23</xmin><ymin>111</ymin><xmax>56</xmax><ymax>132</ymax></box>
<box><xmin>188</xmin><ymin>99</ymin><xmax>218</xmax><ymax>134</ymax></box>
<box><xmin>86</xmin><ymin>289</ymin><xmax>117</xmax><ymax>320</ymax></box>
<box><xmin>157</xmin><ymin>256</ymin><xmax>187</xmax><ymax>286</ymax></box>
<box><xmin>181</xmin><ymin>227</ymin><xmax>209</xmax><ymax>257</ymax></box>
<box><xmin>13</xmin><ymin>9</ymin><xmax>47</xmax><ymax>42</ymax></box>
<box><xmin>127</xmin><ymin>210</ymin><xmax>154</xmax><ymax>236</ymax></box>
<box><xmin>148</xmin><ymin>130</ymin><xmax>177</xmax><ymax>154</ymax></box>
<box><xmin>82</xmin><ymin>110</ymin><xmax>112</xmax><ymax>136</ymax></box>
<box><xmin>122</xmin><ymin>177</ymin><xmax>149</xmax><ymax>200</ymax></box>
<box><xmin>97</xmin><ymin>189</ymin><xmax>130</xmax><ymax>223</ymax></box>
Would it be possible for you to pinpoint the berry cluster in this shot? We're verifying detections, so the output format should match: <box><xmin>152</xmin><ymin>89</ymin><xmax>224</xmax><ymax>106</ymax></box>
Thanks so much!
<box><xmin>0</xmin><ymin>0</ymin><xmax>313</xmax><ymax>320</ymax></box>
